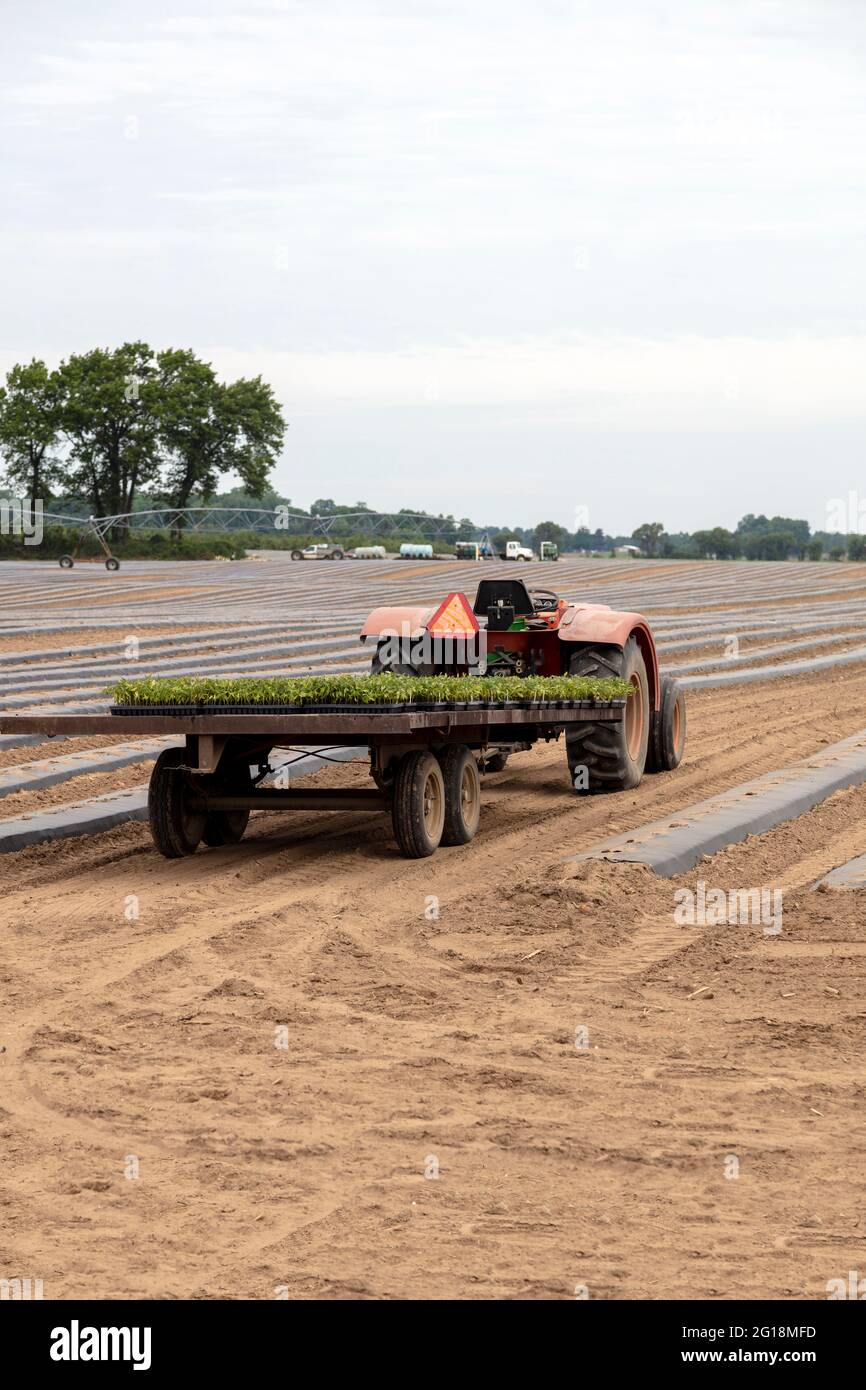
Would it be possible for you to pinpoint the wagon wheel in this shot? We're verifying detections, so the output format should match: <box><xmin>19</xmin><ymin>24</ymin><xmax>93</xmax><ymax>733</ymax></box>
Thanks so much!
<box><xmin>202</xmin><ymin>762</ymin><xmax>252</xmax><ymax>846</ymax></box>
<box><xmin>148</xmin><ymin>748</ymin><xmax>207</xmax><ymax>858</ymax></box>
<box><xmin>438</xmin><ymin>745</ymin><xmax>481</xmax><ymax>845</ymax></box>
<box><xmin>391</xmin><ymin>750</ymin><xmax>445</xmax><ymax>857</ymax></box>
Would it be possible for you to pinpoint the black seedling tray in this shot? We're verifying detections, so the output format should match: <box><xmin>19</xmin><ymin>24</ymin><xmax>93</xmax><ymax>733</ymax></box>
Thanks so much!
<box><xmin>110</xmin><ymin>698</ymin><xmax>624</xmax><ymax>718</ymax></box>
<box><xmin>110</xmin><ymin>703</ymin><xmax>407</xmax><ymax>716</ymax></box>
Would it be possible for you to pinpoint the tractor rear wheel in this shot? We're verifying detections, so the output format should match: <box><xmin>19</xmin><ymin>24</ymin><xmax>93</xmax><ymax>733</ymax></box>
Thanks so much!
<box><xmin>438</xmin><ymin>745</ymin><xmax>481</xmax><ymax>845</ymax></box>
<box><xmin>148</xmin><ymin>748</ymin><xmax>207</xmax><ymax>857</ymax></box>
<box><xmin>202</xmin><ymin>762</ymin><xmax>252</xmax><ymax>846</ymax></box>
<box><xmin>370</xmin><ymin>641</ymin><xmax>424</xmax><ymax>677</ymax></box>
<box><xmin>391</xmin><ymin>751</ymin><xmax>445</xmax><ymax>857</ymax></box>
<box><xmin>565</xmin><ymin>637</ymin><xmax>649</xmax><ymax>791</ymax></box>
<box><xmin>646</xmin><ymin>674</ymin><xmax>686</xmax><ymax>772</ymax></box>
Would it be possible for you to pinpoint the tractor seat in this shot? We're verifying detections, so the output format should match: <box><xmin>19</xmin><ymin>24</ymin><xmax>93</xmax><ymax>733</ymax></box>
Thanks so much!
<box><xmin>472</xmin><ymin>578</ymin><xmax>536</xmax><ymax>618</ymax></box>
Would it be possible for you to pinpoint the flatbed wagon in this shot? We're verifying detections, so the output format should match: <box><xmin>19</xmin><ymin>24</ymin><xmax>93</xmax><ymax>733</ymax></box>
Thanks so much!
<box><xmin>0</xmin><ymin>702</ymin><xmax>625</xmax><ymax>859</ymax></box>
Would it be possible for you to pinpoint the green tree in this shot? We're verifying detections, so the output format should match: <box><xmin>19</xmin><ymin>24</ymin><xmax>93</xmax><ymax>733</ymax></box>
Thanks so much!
<box><xmin>737</xmin><ymin>513</ymin><xmax>810</xmax><ymax>556</ymax></box>
<box><xmin>661</xmin><ymin>531</ymin><xmax>699</xmax><ymax>558</ymax></box>
<box><xmin>211</xmin><ymin>484</ymin><xmax>290</xmax><ymax>510</ymax></box>
<box><xmin>0</xmin><ymin>359</ymin><xmax>65</xmax><ymax>499</ymax></box>
<box><xmin>769</xmin><ymin>516</ymin><xmax>809</xmax><ymax>556</ymax></box>
<box><xmin>631</xmin><ymin>522</ymin><xmax>665</xmax><ymax>557</ymax></box>
<box><xmin>736</xmin><ymin>513</ymin><xmax>770</xmax><ymax>536</ymax></box>
<box><xmin>533</xmin><ymin>520</ymin><xmax>568</xmax><ymax>549</ymax></box>
<box><xmin>157</xmin><ymin>349</ymin><xmax>285</xmax><ymax>511</ymax></box>
<box><xmin>807</xmin><ymin>537</ymin><xmax>824</xmax><ymax>561</ymax></box>
<box><xmin>742</xmin><ymin>530</ymin><xmax>796</xmax><ymax>560</ymax></box>
<box><xmin>847</xmin><ymin>534</ymin><xmax>866</xmax><ymax>561</ymax></box>
<box><xmin>57</xmin><ymin>342</ymin><xmax>161</xmax><ymax>524</ymax></box>
<box><xmin>691</xmin><ymin>527</ymin><xmax>740</xmax><ymax>559</ymax></box>
<box><xmin>313</xmin><ymin>498</ymin><xmax>373</xmax><ymax>516</ymax></box>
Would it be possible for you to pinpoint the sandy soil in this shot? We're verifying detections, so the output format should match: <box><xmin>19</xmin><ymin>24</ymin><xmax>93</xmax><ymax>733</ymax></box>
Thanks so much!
<box><xmin>0</xmin><ymin>764</ymin><xmax>151</xmax><ymax>818</ymax></box>
<box><xmin>43</xmin><ymin>586</ymin><xmax>218</xmax><ymax>607</ymax></box>
<box><xmin>665</xmin><ymin>632</ymin><xmax>866</xmax><ymax>674</ymax></box>
<box><xmin>0</xmin><ymin>627</ymin><xmax>228</xmax><ymax>656</ymax></box>
<box><xmin>2</xmin><ymin>665</ymin><xmax>866</xmax><ymax>1299</ymax></box>
<box><xmin>0</xmin><ymin>735</ymin><xmax>123</xmax><ymax>772</ymax></box>
<box><xmin>653</xmin><ymin>586</ymin><xmax>866</xmax><ymax>616</ymax></box>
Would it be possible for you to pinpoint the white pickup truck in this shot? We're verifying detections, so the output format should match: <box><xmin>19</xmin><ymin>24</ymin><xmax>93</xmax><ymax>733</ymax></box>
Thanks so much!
<box><xmin>501</xmin><ymin>539</ymin><xmax>535</xmax><ymax>562</ymax></box>
<box><xmin>290</xmin><ymin>543</ymin><xmax>345</xmax><ymax>560</ymax></box>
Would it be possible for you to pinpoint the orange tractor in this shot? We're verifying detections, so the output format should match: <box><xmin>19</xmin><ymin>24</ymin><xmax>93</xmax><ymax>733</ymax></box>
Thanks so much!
<box><xmin>361</xmin><ymin>576</ymin><xmax>685</xmax><ymax>789</ymax></box>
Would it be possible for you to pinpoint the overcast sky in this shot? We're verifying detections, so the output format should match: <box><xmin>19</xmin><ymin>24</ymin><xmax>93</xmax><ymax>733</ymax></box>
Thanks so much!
<box><xmin>2</xmin><ymin>0</ymin><xmax>866</xmax><ymax>533</ymax></box>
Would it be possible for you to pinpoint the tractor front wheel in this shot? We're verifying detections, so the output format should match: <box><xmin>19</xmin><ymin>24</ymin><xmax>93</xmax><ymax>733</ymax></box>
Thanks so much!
<box><xmin>370</xmin><ymin>641</ymin><xmax>425</xmax><ymax>677</ymax></box>
<box><xmin>565</xmin><ymin>637</ymin><xmax>649</xmax><ymax>791</ymax></box>
<box><xmin>646</xmin><ymin>674</ymin><xmax>686</xmax><ymax>772</ymax></box>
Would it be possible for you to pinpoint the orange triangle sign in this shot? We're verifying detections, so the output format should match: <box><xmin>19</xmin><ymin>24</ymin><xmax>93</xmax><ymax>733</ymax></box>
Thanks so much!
<box><xmin>426</xmin><ymin>591</ymin><xmax>479</xmax><ymax>634</ymax></box>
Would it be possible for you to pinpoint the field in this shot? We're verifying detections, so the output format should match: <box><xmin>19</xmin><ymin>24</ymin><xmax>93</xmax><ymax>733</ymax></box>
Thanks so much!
<box><xmin>2</xmin><ymin>553</ymin><xmax>866</xmax><ymax>1299</ymax></box>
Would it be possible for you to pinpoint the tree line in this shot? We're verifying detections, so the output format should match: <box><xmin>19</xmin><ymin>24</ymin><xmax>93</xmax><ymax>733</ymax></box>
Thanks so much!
<box><xmin>502</xmin><ymin>514</ymin><xmax>866</xmax><ymax>561</ymax></box>
<box><xmin>626</xmin><ymin>515</ymin><xmax>866</xmax><ymax>561</ymax></box>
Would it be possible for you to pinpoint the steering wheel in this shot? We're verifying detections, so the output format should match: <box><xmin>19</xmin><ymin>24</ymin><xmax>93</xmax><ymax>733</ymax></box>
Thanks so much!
<box><xmin>529</xmin><ymin>588</ymin><xmax>560</xmax><ymax>612</ymax></box>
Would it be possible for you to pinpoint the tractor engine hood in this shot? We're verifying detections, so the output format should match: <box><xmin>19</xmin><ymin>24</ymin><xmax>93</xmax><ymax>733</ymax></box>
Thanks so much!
<box><xmin>557</xmin><ymin>601</ymin><xmax>648</xmax><ymax>642</ymax></box>
<box><xmin>558</xmin><ymin>603</ymin><xmax>659</xmax><ymax>709</ymax></box>
<box><xmin>360</xmin><ymin>605</ymin><xmax>437</xmax><ymax>640</ymax></box>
